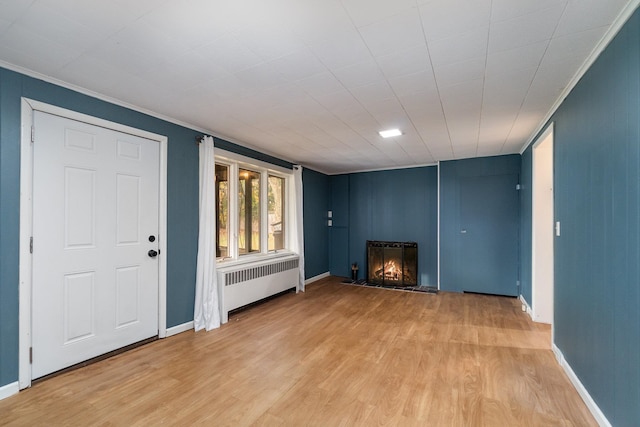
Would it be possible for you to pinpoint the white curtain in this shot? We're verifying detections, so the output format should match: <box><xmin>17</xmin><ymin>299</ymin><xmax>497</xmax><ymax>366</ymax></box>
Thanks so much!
<box><xmin>194</xmin><ymin>136</ymin><xmax>220</xmax><ymax>331</ymax></box>
<box><xmin>292</xmin><ymin>165</ymin><xmax>306</xmax><ymax>292</ymax></box>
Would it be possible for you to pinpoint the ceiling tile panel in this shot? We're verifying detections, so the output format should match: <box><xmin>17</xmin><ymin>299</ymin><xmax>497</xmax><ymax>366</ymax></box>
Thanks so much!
<box><xmin>54</xmin><ymin>55</ymin><xmax>125</xmax><ymax>94</ymax></box>
<box><xmin>309</xmin><ymin>29</ymin><xmax>372</xmax><ymax>69</ymax></box>
<box><xmin>476</xmin><ymin>141</ymin><xmax>508</xmax><ymax>157</ymax></box>
<box><xmin>141</xmin><ymin>0</ymin><xmax>231</xmax><ymax>48</ymax></box>
<box><xmin>419</xmin><ymin>0</ymin><xmax>492</xmax><ymax>41</ymax></box>
<box><xmin>375</xmin><ymin>44</ymin><xmax>432</xmax><ymax>79</ymax></box>
<box><xmin>0</xmin><ymin>17</ymin><xmax>12</xmax><ymax>37</ymax></box>
<box><xmin>478</xmin><ymin>115</ymin><xmax>518</xmax><ymax>146</ymax></box>
<box><xmin>349</xmin><ymin>81</ymin><xmax>396</xmax><ymax>105</ymax></box>
<box><xmin>231</xmin><ymin>20</ymin><xmax>306</xmax><ymax>61</ymax></box>
<box><xmin>342</xmin><ymin>0</ymin><xmax>417</xmax><ymax>28</ymax></box>
<box><xmin>233</xmin><ymin>61</ymin><xmax>289</xmax><ymax>90</ymax></box>
<box><xmin>108</xmin><ymin>0</ymin><xmax>173</xmax><ymax>20</ymax></box>
<box><xmin>488</xmin><ymin>4</ymin><xmax>566</xmax><ymax>53</ymax></box>
<box><xmin>448</xmin><ymin>117</ymin><xmax>481</xmax><ymax>151</ymax></box>
<box><xmin>36</xmin><ymin>0</ymin><xmax>144</xmax><ymax>37</ymax></box>
<box><xmin>482</xmin><ymin>67</ymin><xmax>538</xmax><ymax>112</ymax></box>
<box><xmin>0</xmin><ymin>0</ymin><xmax>34</xmax><ymax>22</ymax></box>
<box><xmin>144</xmin><ymin>51</ymin><xmax>230</xmax><ymax>91</ymax></box>
<box><xmin>86</xmin><ymin>40</ymin><xmax>161</xmax><ymax>77</ymax></box>
<box><xmin>285</xmin><ymin>0</ymin><xmax>355</xmax><ymax>44</ymax></box>
<box><xmin>433</xmin><ymin>57</ymin><xmax>486</xmax><ymax>88</ymax></box>
<box><xmin>268</xmin><ymin>50</ymin><xmax>327</xmax><ymax>81</ymax></box>
<box><xmin>542</xmin><ymin>26</ymin><xmax>609</xmax><ymax>66</ymax></box>
<box><xmin>452</xmin><ymin>145</ymin><xmax>480</xmax><ymax>159</ymax></box>
<box><xmin>485</xmin><ymin>41</ymin><xmax>547</xmax><ymax>77</ymax></box>
<box><xmin>196</xmin><ymin>34</ymin><xmax>264</xmax><ymax>75</ymax></box>
<box><xmin>203</xmin><ymin>74</ymin><xmax>254</xmax><ymax>99</ymax></box>
<box><xmin>555</xmin><ymin>0</ymin><xmax>630</xmax><ymax>36</ymax></box>
<box><xmin>0</xmin><ymin>25</ymin><xmax>80</xmax><ymax>74</ymax></box>
<box><xmin>491</xmin><ymin>0</ymin><xmax>566</xmax><ymax>23</ymax></box>
<box><xmin>397</xmin><ymin>89</ymin><xmax>440</xmax><ymax>114</ymax></box>
<box><xmin>428</xmin><ymin>27</ymin><xmax>489</xmax><ymax>67</ymax></box>
<box><xmin>295</xmin><ymin>72</ymin><xmax>345</xmax><ymax>97</ymax></box>
<box><xmin>12</xmin><ymin>2</ymin><xmax>103</xmax><ymax>52</ymax></box>
<box><xmin>332</xmin><ymin>58</ymin><xmax>386</xmax><ymax>89</ymax></box>
<box><xmin>314</xmin><ymin>90</ymin><xmax>359</xmax><ymax>112</ymax></box>
<box><xmin>358</xmin><ymin>9</ymin><xmax>425</xmax><ymax>57</ymax></box>
<box><xmin>102</xmin><ymin>21</ymin><xmax>190</xmax><ymax>71</ymax></box>
<box><xmin>387</xmin><ymin>70</ymin><xmax>438</xmax><ymax>96</ymax></box>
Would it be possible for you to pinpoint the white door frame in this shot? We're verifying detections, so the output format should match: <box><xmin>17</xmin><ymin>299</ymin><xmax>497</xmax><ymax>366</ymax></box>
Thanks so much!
<box><xmin>18</xmin><ymin>98</ymin><xmax>168</xmax><ymax>389</ymax></box>
<box><xmin>531</xmin><ymin>123</ymin><xmax>554</xmax><ymax>326</ymax></box>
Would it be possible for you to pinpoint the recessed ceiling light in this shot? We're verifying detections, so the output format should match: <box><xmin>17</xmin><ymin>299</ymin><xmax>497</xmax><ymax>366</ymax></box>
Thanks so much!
<box><xmin>379</xmin><ymin>129</ymin><xmax>402</xmax><ymax>138</ymax></box>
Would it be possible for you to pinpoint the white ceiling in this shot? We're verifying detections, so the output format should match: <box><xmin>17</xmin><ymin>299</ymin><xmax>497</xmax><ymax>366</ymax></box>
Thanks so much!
<box><xmin>0</xmin><ymin>0</ymin><xmax>635</xmax><ymax>174</ymax></box>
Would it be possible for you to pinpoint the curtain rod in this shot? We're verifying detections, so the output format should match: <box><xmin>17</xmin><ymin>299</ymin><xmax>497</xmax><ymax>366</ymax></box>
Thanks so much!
<box><xmin>195</xmin><ymin>135</ymin><xmax>209</xmax><ymax>144</ymax></box>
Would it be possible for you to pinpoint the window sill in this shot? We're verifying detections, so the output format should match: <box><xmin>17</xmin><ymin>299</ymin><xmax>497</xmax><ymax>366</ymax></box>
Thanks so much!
<box><xmin>216</xmin><ymin>251</ymin><xmax>297</xmax><ymax>269</ymax></box>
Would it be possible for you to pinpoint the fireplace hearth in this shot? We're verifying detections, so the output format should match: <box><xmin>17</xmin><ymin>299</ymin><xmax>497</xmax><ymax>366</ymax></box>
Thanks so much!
<box><xmin>367</xmin><ymin>241</ymin><xmax>417</xmax><ymax>287</ymax></box>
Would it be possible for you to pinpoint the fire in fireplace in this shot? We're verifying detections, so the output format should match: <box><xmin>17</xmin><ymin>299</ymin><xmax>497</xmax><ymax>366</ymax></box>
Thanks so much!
<box><xmin>367</xmin><ymin>241</ymin><xmax>418</xmax><ymax>287</ymax></box>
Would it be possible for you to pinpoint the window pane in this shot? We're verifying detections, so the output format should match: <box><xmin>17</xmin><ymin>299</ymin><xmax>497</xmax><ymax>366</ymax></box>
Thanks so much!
<box><xmin>215</xmin><ymin>164</ymin><xmax>229</xmax><ymax>258</ymax></box>
<box><xmin>268</xmin><ymin>175</ymin><xmax>285</xmax><ymax>251</ymax></box>
<box><xmin>238</xmin><ymin>168</ymin><xmax>261</xmax><ymax>255</ymax></box>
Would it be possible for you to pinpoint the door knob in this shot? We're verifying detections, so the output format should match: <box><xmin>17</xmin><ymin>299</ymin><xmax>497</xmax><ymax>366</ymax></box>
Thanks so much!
<box><xmin>148</xmin><ymin>249</ymin><xmax>158</xmax><ymax>258</ymax></box>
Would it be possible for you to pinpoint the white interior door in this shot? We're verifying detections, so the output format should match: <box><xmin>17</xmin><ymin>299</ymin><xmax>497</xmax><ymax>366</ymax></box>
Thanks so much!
<box><xmin>32</xmin><ymin>111</ymin><xmax>160</xmax><ymax>379</ymax></box>
<box><xmin>532</xmin><ymin>127</ymin><xmax>554</xmax><ymax>325</ymax></box>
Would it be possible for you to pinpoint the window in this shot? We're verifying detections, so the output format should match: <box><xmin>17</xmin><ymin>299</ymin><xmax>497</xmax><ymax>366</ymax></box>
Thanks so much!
<box><xmin>215</xmin><ymin>152</ymin><xmax>291</xmax><ymax>262</ymax></box>
<box><xmin>268</xmin><ymin>175</ymin><xmax>285</xmax><ymax>251</ymax></box>
<box><xmin>238</xmin><ymin>168</ymin><xmax>261</xmax><ymax>255</ymax></box>
<box><xmin>215</xmin><ymin>164</ymin><xmax>229</xmax><ymax>259</ymax></box>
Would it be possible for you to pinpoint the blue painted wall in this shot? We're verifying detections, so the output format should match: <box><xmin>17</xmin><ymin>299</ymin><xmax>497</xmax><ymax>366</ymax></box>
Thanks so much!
<box><xmin>440</xmin><ymin>155</ymin><xmax>521</xmax><ymax>293</ymax></box>
<box><xmin>519</xmin><ymin>147</ymin><xmax>533</xmax><ymax>304</ymax></box>
<box><xmin>542</xmin><ymin>9</ymin><xmax>640</xmax><ymax>425</ymax></box>
<box><xmin>0</xmin><ymin>67</ymin><xmax>310</xmax><ymax>389</ymax></box>
<box><xmin>302</xmin><ymin>168</ymin><xmax>330</xmax><ymax>279</ymax></box>
<box><xmin>329</xmin><ymin>174</ymin><xmax>350</xmax><ymax>277</ymax></box>
<box><xmin>329</xmin><ymin>166</ymin><xmax>438</xmax><ymax>285</ymax></box>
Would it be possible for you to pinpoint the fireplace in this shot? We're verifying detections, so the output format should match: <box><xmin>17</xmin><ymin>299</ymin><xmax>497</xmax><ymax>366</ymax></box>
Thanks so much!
<box><xmin>367</xmin><ymin>241</ymin><xmax>418</xmax><ymax>287</ymax></box>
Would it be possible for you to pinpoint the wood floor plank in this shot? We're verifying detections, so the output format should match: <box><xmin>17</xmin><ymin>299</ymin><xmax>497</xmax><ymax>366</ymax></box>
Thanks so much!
<box><xmin>0</xmin><ymin>277</ymin><xmax>596</xmax><ymax>426</ymax></box>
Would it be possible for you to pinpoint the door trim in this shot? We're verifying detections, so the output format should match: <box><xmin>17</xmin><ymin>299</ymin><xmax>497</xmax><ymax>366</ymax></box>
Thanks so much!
<box><xmin>531</xmin><ymin>123</ymin><xmax>554</xmax><ymax>327</ymax></box>
<box><xmin>18</xmin><ymin>98</ymin><xmax>168</xmax><ymax>389</ymax></box>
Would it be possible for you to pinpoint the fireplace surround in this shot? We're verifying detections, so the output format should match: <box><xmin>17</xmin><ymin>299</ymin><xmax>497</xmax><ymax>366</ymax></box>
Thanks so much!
<box><xmin>367</xmin><ymin>241</ymin><xmax>418</xmax><ymax>287</ymax></box>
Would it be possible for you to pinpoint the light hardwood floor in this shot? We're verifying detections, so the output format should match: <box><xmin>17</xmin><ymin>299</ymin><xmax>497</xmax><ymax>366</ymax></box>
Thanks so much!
<box><xmin>0</xmin><ymin>276</ymin><xmax>596</xmax><ymax>426</ymax></box>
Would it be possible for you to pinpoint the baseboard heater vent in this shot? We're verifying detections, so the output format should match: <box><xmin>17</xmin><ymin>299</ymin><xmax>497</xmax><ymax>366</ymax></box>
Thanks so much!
<box><xmin>217</xmin><ymin>254</ymin><xmax>300</xmax><ymax>324</ymax></box>
<box><xmin>223</xmin><ymin>258</ymin><xmax>299</xmax><ymax>286</ymax></box>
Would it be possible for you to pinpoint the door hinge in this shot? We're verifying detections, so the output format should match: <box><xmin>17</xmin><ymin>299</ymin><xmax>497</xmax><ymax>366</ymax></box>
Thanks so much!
<box><xmin>515</xmin><ymin>184</ymin><xmax>521</xmax><ymax>190</ymax></box>
<box><xmin>29</xmin><ymin>347</ymin><xmax>33</xmax><ymax>364</ymax></box>
<box><xmin>31</xmin><ymin>126</ymin><xmax>35</xmax><ymax>143</ymax></box>
<box><xmin>30</xmin><ymin>236</ymin><xmax>33</xmax><ymax>254</ymax></box>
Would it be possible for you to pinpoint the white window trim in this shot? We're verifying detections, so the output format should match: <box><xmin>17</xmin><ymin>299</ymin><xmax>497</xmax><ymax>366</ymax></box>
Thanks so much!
<box><xmin>215</xmin><ymin>149</ymin><xmax>294</xmax><ymax>266</ymax></box>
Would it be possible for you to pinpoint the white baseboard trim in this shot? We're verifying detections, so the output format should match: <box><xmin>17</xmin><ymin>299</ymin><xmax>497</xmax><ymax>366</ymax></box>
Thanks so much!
<box><xmin>305</xmin><ymin>271</ymin><xmax>330</xmax><ymax>285</ymax></box>
<box><xmin>552</xmin><ymin>344</ymin><xmax>611</xmax><ymax>427</ymax></box>
<box><xmin>166</xmin><ymin>321</ymin><xmax>194</xmax><ymax>337</ymax></box>
<box><xmin>519</xmin><ymin>295</ymin><xmax>533</xmax><ymax>319</ymax></box>
<box><xmin>0</xmin><ymin>381</ymin><xmax>19</xmax><ymax>401</ymax></box>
